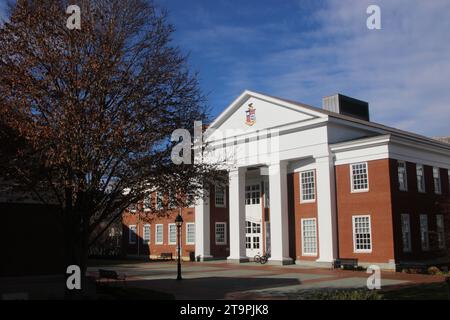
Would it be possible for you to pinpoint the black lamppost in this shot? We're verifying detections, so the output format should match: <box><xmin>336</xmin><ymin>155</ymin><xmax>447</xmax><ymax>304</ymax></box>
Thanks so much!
<box><xmin>175</xmin><ymin>211</ymin><xmax>184</xmax><ymax>280</ymax></box>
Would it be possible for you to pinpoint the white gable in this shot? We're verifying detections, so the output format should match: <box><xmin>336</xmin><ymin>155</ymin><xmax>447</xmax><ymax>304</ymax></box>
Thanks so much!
<box><xmin>207</xmin><ymin>91</ymin><xmax>325</xmax><ymax>141</ymax></box>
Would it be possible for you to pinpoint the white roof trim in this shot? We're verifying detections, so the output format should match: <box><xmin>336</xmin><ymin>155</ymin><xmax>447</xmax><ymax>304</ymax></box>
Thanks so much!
<box><xmin>206</xmin><ymin>90</ymin><xmax>326</xmax><ymax>133</ymax></box>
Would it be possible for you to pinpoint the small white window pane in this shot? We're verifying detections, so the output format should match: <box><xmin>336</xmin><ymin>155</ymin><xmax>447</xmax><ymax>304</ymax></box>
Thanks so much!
<box><xmin>168</xmin><ymin>224</ymin><xmax>177</xmax><ymax>244</ymax></box>
<box><xmin>302</xmin><ymin>219</ymin><xmax>317</xmax><ymax>255</ymax></box>
<box><xmin>300</xmin><ymin>171</ymin><xmax>316</xmax><ymax>202</ymax></box>
<box><xmin>143</xmin><ymin>225</ymin><xmax>151</xmax><ymax>244</ymax></box>
<box><xmin>155</xmin><ymin>224</ymin><xmax>163</xmax><ymax>244</ymax></box>
<box><xmin>353</xmin><ymin>216</ymin><xmax>372</xmax><ymax>252</ymax></box>
<box><xmin>245</xmin><ymin>184</ymin><xmax>260</xmax><ymax>205</ymax></box>
<box><xmin>215</xmin><ymin>185</ymin><xmax>226</xmax><ymax>207</ymax></box>
<box><xmin>215</xmin><ymin>223</ymin><xmax>226</xmax><ymax>245</ymax></box>
<box><xmin>351</xmin><ymin>163</ymin><xmax>369</xmax><ymax>191</ymax></box>
<box><xmin>186</xmin><ymin>223</ymin><xmax>195</xmax><ymax>244</ymax></box>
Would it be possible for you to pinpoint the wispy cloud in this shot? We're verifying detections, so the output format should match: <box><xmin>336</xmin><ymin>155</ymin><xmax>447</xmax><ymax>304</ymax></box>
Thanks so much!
<box><xmin>167</xmin><ymin>0</ymin><xmax>450</xmax><ymax>136</ymax></box>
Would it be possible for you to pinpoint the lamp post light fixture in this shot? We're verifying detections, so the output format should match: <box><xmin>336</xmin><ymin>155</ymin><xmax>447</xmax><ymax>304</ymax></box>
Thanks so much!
<box><xmin>175</xmin><ymin>210</ymin><xmax>184</xmax><ymax>280</ymax></box>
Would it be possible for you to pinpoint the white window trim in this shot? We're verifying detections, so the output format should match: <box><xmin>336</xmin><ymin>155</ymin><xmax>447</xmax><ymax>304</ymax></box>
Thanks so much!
<box><xmin>215</xmin><ymin>222</ymin><xmax>227</xmax><ymax>245</ymax></box>
<box><xmin>186</xmin><ymin>223</ymin><xmax>195</xmax><ymax>245</ymax></box>
<box><xmin>301</xmin><ymin>218</ymin><xmax>317</xmax><ymax>256</ymax></box>
<box><xmin>129</xmin><ymin>225</ymin><xmax>137</xmax><ymax>244</ymax></box>
<box><xmin>300</xmin><ymin>170</ymin><xmax>316</xmax><ymax>203</ymax></box>
<box><xmin>352</xmin><ymin>215</ymin><xmax>372</xmax><ymax>253</ymax></box>
<box><xmin>416</xmin><ymin>164</ymin><xmax>426</xmax><ymax>193</ymax></box>
<box><xmin>155</xmin><ymin>224</ymin><xmax>164</xmax><ymax>245</ymax></box>
<box><xmin>143</xmin><ymin>224</ymin><xmax>151</xmax><ymax>244</ymax></box>
<box><xmin>214</xmin><ymin>185</ymin><xmax>226</xmax><ymax>208</ymax></box>
<box><xmin>350</xmin><ymin>162</ymin><xmax>370</xmax><ymax>193</ymax></box>
<box><xmin>400</xmin><ymin>214</ymin><xmax>412</xmax><ymax>253</ymax></box>
<box><xmin>398</xmin><ymin>161</ymin><xmax>408</xmax><ymax>192</ymax></box>
<box><xmin>168</xmin><ymin>223</ymin><xmax>177</xmax><ymax>245</ymax></box>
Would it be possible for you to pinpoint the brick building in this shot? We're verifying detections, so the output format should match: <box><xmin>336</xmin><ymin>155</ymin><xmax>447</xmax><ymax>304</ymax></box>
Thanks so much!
<box><xmin>123</xmin><ymin>91</ymin><xmax>450</xmax><ymax>270</ymax></box>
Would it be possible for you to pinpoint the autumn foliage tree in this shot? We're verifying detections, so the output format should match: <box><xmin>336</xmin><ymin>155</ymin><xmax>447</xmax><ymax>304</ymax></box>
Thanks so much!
<box><xmin>0</xmin><ymin>0</ymin><xmax>219</xmax><ymax>291</ymax></box>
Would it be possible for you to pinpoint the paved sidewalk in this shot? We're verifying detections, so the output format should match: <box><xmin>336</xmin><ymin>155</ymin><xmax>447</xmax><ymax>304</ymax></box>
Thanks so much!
<box><xmin>88</xmin><ymin>260</ymin><xmax>445</xmax><ymax>299</ymax></box>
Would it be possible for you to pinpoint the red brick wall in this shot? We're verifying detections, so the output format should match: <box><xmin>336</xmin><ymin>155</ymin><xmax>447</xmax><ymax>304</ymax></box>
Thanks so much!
<box><xmin>122</xmin><ymin>186</ymin><xmax>233</xmax><ymax>260</ymax></box>
<box><xmin>122</xmin><ymin>205</ymin><xmax>195</xmax><ymax>259</ymax></box>
<box><xmin>335</xmin><ymin>159</ymin><xmax>395</xmax><ymax>264</ymax></box>
<box><xmin>209</xmin><ymin>186</ymin><xmax>230</xmax><ymax>258</ymax></box>
<box><xmin>288</xmin><ymin>172</ymin><xmax>319</xmax><ymax>261</ymax></box>
<box><xmin>390</xmin><ymin>160</ymin><xmax>450</xmax><ymax>262</ymax></box>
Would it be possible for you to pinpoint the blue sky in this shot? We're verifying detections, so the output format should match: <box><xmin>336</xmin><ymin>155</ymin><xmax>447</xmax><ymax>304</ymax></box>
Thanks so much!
<box><xmin>2</xmin><ymin>0</ymin><xmax>450</xmax><ymax>136</ymax></box>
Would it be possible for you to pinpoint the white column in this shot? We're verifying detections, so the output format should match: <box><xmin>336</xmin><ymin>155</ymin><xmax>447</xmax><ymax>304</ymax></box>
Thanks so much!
<box><xmin>195</xmin><ymin>192</ymin><xmax>212</xmax><ymax>261</ymax></box>
<box><xmin>315</xmin><ymin>154</ymin><xmax>338</xmax><ymax>264</ymax></box>
<box><xmin>268</xmin><ymin>161</ymin><xmax>293</xmax><ymax>265</ymax></box>
<box><xmin>227</xmin><ymin>167</ymin><xmax>248</xmax><ymax>262</ymax></box>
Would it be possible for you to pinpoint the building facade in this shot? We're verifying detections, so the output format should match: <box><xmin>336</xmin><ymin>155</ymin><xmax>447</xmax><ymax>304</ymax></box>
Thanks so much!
<box><xmin>122</xmin><ymin>91</ymin><xmax>450</xmax><ymax>269</ymax></box>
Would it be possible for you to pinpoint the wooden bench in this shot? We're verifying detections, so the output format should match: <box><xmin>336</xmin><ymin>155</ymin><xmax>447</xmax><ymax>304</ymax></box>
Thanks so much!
<box><xmin>159</xmin><ymin>252</ymin><xmax>173</xmax><ymax>260</ymax></box>
<box><xmin>333</xmin><ymin>258</ymin><xmax>358</xmax><ymax>270</ymax></box>
<box><xmin>98</xmin><ymin>269</ymin><xmax>126</xmax><ymax>283</ymax></box>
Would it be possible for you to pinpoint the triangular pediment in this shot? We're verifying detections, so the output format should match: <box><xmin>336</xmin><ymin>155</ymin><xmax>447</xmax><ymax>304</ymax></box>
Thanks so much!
<box><xmin>206</xmin><ymin>91</ymin><xmax>326</xmax><ymax>140</ymax></box>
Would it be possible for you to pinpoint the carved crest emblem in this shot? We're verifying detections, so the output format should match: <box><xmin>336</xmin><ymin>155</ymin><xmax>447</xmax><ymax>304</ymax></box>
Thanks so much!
<box><xmin>245</xmin><ymin>103</ymin><xmax>256</xmax><ymax>126</ymax></box>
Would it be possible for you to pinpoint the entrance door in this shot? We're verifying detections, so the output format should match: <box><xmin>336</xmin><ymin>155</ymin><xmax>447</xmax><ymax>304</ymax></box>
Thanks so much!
<box><xmin>245</xmin><ymin>221</ymin><xmax>262</xmax><ymax>258</ymax></box>
<box><xmin>245</xmin><ymin>183</ymin><xmax>262</xmax><ymax>258</ymax></box>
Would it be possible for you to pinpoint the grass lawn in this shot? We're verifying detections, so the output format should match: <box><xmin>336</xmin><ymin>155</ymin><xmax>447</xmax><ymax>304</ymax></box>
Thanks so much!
<box><xmin>285</xmin><ymin>282</ymin><xmax>450</xmax><ymax>300</ymax></box>
<box><xmin>96</xmin><ymin>284</ymin><xmax>174</xmax><ymax>300</ymax></box>
<box><xmin>382</xmin><ymin>282</ymin><xmax>449</xmax><ymax>300</ymax></box>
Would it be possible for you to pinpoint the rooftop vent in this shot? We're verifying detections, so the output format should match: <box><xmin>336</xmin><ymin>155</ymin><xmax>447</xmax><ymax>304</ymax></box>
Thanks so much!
<box><xmin>322</xmin><ymin>94</ymin><xmax>370</xmax><ymax>122</ymax></box>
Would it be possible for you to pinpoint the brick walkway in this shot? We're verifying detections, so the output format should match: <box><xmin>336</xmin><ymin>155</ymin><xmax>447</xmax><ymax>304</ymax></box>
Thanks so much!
<box><xmin>88</xmin><ymin>260</ymin><xmax>445</xmax><ymax>299</ymax></box>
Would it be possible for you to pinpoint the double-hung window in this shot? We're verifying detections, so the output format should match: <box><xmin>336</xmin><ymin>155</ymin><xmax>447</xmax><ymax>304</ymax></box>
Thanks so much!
<box><xmin>186</xmin><ymin>223</ymin><xmax>195</xmax><ymax>245</ymax></box>
<box><xmin>143</xmin><ymin>194</ymin><xmax>151</xmax><ymax>211</ymax></box>
<box><xmin>155</xmin><ymin>224</ymin><xmax>164</xmax><ymax>245</ymax></box>
<box><xmin>155</xmin><ymin>192</ymin><xmax>164</xmax><ymax>210</ymax></box>
<box><xmin>416</xmin><ymin>164</ymin><xmax>425</xmax><ymax>193</ymax></box>
<box><xmin>301</xmin><ymin>218</ymin><xmax>317</xmax><ymax>256</ymax></box>
<box><xmin>300</xmin><ymin>170</ymin><xmax>316</xmax><ymax>202</ymax></box>
<box><xmin>353</xmin><ymin>215</ymin><xmax>372</xmax><ymax>252</ymax></box>
<box><xmin>215</xmin><ymin>222</ymin><xmax>227</xmax><ymax>245</ymax></box>
<box><xmin>433</xmin><ymin>167</ymin><xmax>442</xmax><ymax>194</ymax></box>
<box><xmin>420</xmin><ymin>215</ymin><xmax>429</xmax><ymax>251</ymax></box>
<box><xmin>400</xmin><ymin>214</ymin><xmax>411</xmax><ymax>252</ymax></box>
<box><xmin>143</xmin><ymin>224</ymin><xmax>151</xmax><ymax>244</ymax></box>
<box><xmin>215</xmin><ymin>185</ymin><xmax>226</xmax><ymax>208</ymax></box>
<box><xmin>351</xmin><ymin>163</ymin><xmax>369</xmax><ymax>192</ymax></box>
<box><xmin>245</xmin><ymin>184</ymin><xmax>260</xmax><ymax>205</ymax></box>
<box><xmin>168</xmin><ymin>223</ymin><xmax>177</xmax><ymax>245</ymax></box>
<box><xmin>397</xmin><ymin>161</ymin><xmax>408</xmax><ymax>191</ymax></box>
